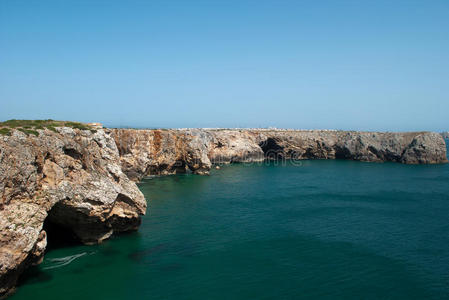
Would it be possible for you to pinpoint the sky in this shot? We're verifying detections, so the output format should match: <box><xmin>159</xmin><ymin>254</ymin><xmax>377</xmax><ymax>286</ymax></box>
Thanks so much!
<box><xmin>0</xmin><ymin>0</ymin><xmax>448</xmax><ymax>131</ymax></box>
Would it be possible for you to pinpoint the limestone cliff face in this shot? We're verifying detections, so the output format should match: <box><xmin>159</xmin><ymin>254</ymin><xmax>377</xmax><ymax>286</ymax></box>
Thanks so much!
<box><xmin>255</xmin><ymin>130</ymin><xmax>448</xmax><ymax>164</ymax></box>
<box><xmin>207</xmin><ymin>130</ymin><xmax>265</xmax><ymax>164</ymax></box>
<box><xmin>111</xmin><ymin>129</ymin><xmax>266</xmax><ymax>180</ymax></box>
<box><xmin>112</xmin><ymin>129</ymin><xmax>448</xmax><ymax>180</ymax></box>
<box><xmin>0</xmin><ymin>128</ymin><xmax>145</xmax><ymax>298</ymax></box>
<box><xmin>0</xmin><ymin>127</ymin><xmax>447</xmax><ymax>297</ymax></box>
<box><xmin>111</xmin><ymin>129</ymin><xmax>212</xmax><ymax>181</ymax></box>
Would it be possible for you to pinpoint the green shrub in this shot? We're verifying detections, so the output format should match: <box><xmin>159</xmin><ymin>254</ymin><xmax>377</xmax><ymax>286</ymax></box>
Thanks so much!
<box><xmin>46</xmin><ymin>126</ymin><xmax>58</xmax><ymax>133</ymax></box>
<box><xmin>0</xmin><ymin>128</ymin><xmax>11</xmax><ymax>136</ymax></box>
<box><xmin>18</xmin><ymin>128</ymin><xmax>39</xmax><ymax>136</ymax></box>
<box><xmin>65</xmin><ymin>121</ymin><xmax>90</xmax><ymax>130</ymax></box>
<box><xmin>0</xmin><ymin>119</ymin><xmax>95</xmax><ymax>133</ymax></box>
<box><xmin>27</xmin><ymin>129</ymin><xmax>39</xmax><ymax>136</ymax></box>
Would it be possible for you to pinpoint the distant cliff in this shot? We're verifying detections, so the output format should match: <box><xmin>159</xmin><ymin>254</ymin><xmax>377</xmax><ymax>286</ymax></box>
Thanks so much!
<box><xmin>0</xmin><ymin>125</ymin><xmax>447</xmax><ymax>297</ymax></box>
<box><xmin>112</xmin><ymin>129</ymin><xmax>448</xmax><ymax>180</ymax></box>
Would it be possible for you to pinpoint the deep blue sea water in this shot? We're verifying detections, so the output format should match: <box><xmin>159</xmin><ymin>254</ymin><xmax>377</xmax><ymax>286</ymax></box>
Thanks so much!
<box><xmin>11</xmin><ymin>140</ymin><xmax>449</xmax><ymax>299</ymax></box>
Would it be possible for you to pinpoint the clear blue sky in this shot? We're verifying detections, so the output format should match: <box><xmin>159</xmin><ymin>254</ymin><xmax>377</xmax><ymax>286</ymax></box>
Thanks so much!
<box><xmin>1</xmin><ymin>0</ymin><xmax>448</xmax><ymax>131</ymax></box>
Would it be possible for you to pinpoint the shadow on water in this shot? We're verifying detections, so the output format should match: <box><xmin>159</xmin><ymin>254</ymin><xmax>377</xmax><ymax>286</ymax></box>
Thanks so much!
<box><xmin>128</xmin><ymin>243</ymin><xmax>168</xmax><ymax>262</ymax></box>
<box><xmin>16</xmin><ymin>218</ymin><xmax>80</xmax><ymax>287</ymax></box>
<box><xmin>16</xmin><ymin>266</ymin><xmax>53</xmax><ymax>287</ymax></box>
<box><xmin>17</xmin><ymin>219</ymin><xmax>141</xmax><ymax>288</ymax></box>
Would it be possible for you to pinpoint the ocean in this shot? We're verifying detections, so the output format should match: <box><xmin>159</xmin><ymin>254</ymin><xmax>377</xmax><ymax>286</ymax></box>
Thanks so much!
<box><xmin>12</xmin><ymin>140</ymin><xmax>449</xmax><ymax>299</ymax></box>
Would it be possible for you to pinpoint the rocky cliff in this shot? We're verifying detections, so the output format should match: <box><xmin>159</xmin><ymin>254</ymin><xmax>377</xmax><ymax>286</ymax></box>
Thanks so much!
<box><xmin>0</xmin><ymin>126</ymin><xmax>447</xmax><ymax>297</ymax></box>
<box><xmin>0</xmin><ymin>128</ymin><xmax>146</xmax><ymax>298</ymax></box>
<box><xmin>112</xmin><ymin>129</ymin><xmax>448</xmax><ymax>179</ymax></box>
<box><xmin>111</xmin><ymin>129</ymin><xmax>265</xmax><ymax>181</ymax></box>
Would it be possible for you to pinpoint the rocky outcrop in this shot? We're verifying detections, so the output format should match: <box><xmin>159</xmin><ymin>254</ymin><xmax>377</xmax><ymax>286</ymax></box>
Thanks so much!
<box><xmin>207</xmin><ymin>130</ymin><xmax>265</xmax><ymax>164</ymax></box>
<box><xmin>111</xmin><ymin>129</ymin><xmax>266</xmax><ymax>181</ymax></box>
<box><xmin>255</xmin><ymin>130</ymin><xmax>448</xmax><ymax>164</ymax></box>
<box><xmin>111</xmin><ymin>129</ymin><xmax>212</xmax><ymax>181</ymax></box>
<box><xmin>0</xmin><ymin>128</ymin><xmax>145</xmax><ymax>298</ymax></box>
<box><xmin>112</xmin><ymin>129</ymin><xmax>448</xmax><ymax>180</ymax></box>
<box><xmin>1</xmin><ymin>126</ymin><xmax>447</xmax><ymax>297</ymax></box>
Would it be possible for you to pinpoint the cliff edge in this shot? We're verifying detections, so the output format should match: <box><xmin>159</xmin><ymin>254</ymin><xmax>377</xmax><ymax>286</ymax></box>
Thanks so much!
<box><xmin>112</xmin><ymin>129</ymin><xmax>448</xmax><ymax>180</ymax></box>
<box><xmin>0</xmin><ymin>127</ymin><xmax>146</xmax><ymax>298</ymax></box>
<box><xmin>0</xmin><ymin>125</ymin><xmax>447</xmax><ymax>297</ymax></box>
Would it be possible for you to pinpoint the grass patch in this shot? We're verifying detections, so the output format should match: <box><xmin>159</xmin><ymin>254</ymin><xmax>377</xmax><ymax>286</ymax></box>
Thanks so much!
<box><xmin>46</xmin><ymin>126</ymin><xmax>58</xmax><ymax>133</ymax></box>
<box><xmin>65</xmin><ymin>121</ymin><xmax>90</xmax><ymax>130</ymax></box>
<box><xmin>0</xmin><ymin>119</ymin><xmax>96</xmax><ymax>136</ymax></box>
<box><xmin>18</xmin><ymin>128</ymin><xmax>39</xmax><ymax>136</ymax></box>
<box><xmin>0</xmin><ymin>128</ymin><xmax>11</xmax><ymax>136</ymax></box>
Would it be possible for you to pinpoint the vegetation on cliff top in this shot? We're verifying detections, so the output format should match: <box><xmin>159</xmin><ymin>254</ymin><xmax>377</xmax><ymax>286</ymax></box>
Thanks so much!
<box><xmin>0</xmin><ymin>120</ymin><xmax>94</xmax><ymax>136</ymax></box>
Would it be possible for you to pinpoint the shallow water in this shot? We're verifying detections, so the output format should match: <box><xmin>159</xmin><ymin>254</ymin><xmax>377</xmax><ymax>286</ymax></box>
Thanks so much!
<box><xmin>12</xmin><ymin>142</ymin><xmax>449</xmax><ymax>299</ymax></box>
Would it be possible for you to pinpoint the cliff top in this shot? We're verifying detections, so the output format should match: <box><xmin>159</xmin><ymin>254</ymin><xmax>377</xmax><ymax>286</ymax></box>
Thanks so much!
<box><xmin>0</xmin><ymin>119</ymin><xmax>96</xmax><ymax>136</ymax></box>
<box><xmin>113</xmin><ymin>127</ymin><xmax>430</xmax><ymax>135</ymax></box>
<box><xmin>0</xmin><ymin>120</ymin><xmax>435</xmax><ymax>136</ymax></box>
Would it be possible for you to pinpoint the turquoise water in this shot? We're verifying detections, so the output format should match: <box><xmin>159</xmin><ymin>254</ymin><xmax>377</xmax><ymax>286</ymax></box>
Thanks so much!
<box><xmin>12</xmin><ymin>143</ymin><xmax>449</xmax><ymax>299</ymax></box>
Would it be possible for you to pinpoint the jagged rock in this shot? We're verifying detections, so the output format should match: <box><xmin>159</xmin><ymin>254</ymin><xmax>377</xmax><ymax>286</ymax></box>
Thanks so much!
<box><xmin>112</xmin><ymin>129</ymin><xmax>448</xmax><ymax>180</ymax></box>
<box><xmin>256</xmin><ymin>131</ymin><xmax>393</xmax><ymax>161</ymax></box>
<box><xmin>0</xmin><ymin>128</ymin><xmax>145</xmax><ymax>298</ymax></box>
<box><xmin>401</xmin><ymin>132</ymin><xmax>448</xmax><ymax>164</ymax></box>
<box><xmin>0</xmin><ymin>126</ymin><xmax>447</xmax><ymax>297</ymax></box>
<box><xmin>207</xmin><ymin>130</ymin><xmax>264</xmax><ymax>164</ymax></box>
<box><xmin>111</xmin><ymin>129</ymin><xmax>213</xmax><ymax>180</ymax></box>
<box><xmin>111</xmin><ymin>129</ymin><xmax>266</xmax><ymax>180</ymax></box>
<box><xmin>255</xmin><ymin>131</ymin><xmax>448</xmax><ymax>164</ymax></box>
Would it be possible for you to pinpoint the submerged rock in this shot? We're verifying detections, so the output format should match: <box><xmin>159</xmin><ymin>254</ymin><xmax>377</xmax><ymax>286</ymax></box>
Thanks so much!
<box><xmin>0</xmin><ymin>128</ymin><xmax>145</xmax><ymax>297</ymax></box>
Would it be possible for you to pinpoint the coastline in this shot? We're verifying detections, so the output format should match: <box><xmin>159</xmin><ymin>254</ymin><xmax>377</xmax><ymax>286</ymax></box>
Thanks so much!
<box><xmin>0</xmin><ymin>123</ymin><xmax>447</xmax><ymax>297</ymax></box>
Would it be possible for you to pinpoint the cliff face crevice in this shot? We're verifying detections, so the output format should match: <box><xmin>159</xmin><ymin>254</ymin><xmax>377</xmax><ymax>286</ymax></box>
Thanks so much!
<box><xmin>0</xmin><ymin>128</ymin><xmax>146</xmax><ymax>298</ymax></box>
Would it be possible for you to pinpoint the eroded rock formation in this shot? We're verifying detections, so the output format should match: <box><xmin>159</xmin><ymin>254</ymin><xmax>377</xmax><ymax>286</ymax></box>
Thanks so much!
<box><xmin>255</xmin><ymin>130</ymin><xmax>448</xmax><ymax>164</ymax></box>
<box><xmin>111</xmin><ymin>129</ymin><xmax>266</xmax><ymax>181</ymax></box>
<box><xmin>0</xmin><ymin>126</ymin><xmax>447</xmax><ymax>297</ymax></box>
<box><xmin>0</xmin><ymin>128</ymin><xmax>145</xmax><ymax>298</ymax></box>
<box><xmin>112</xmin><ymin>129</ymin><xmax>448</xmax><ymax>179</ymax></box>
<box><xmin>111</xmin><ymin>129</ymin><xmax>212</xmax><ymax>181</ymax></box>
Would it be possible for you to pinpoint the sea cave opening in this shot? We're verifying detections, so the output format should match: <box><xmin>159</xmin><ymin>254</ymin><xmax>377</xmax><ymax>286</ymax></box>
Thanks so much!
<box><xmin>259</xmin><ymin>138</ymin><xmax>285</xmax><ymax>160</ymax></box>
<box><xmin>42</xmin><ymin>207</ymin><xmax>80</xmax><ymax>251</ymax></box>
